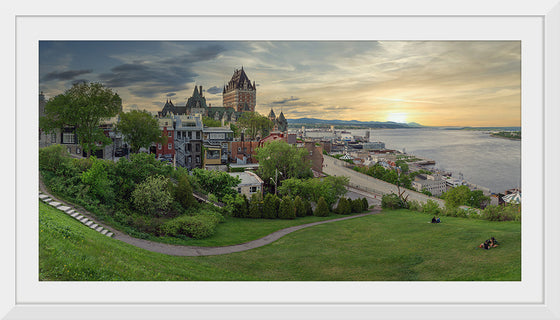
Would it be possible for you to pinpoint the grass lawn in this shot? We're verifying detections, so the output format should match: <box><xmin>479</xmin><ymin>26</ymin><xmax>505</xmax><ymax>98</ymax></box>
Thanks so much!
<box><xmin>39</xmin><ymin>202</ymin><xmax>520</xmax><ymax>281</ymax></box>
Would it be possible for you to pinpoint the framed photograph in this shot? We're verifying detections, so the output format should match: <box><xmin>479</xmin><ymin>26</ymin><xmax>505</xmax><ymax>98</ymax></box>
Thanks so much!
<box><xmin>5</xmin><ymin>0</ymin><xmax>560</xmax><ymax>319</ymax></box>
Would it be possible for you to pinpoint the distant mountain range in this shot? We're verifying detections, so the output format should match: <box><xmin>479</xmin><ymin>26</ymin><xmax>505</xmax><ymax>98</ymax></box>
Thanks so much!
<box><xmin>287</xmin><ymin>117</ymin><xmax>423</xmax><ymax>128</ymax></box>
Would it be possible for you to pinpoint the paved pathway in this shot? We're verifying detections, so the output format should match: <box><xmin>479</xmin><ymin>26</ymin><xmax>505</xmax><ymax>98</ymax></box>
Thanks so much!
<box><xmin>39</xmin><ymin>182</ymin><xmax>381</xmax><ymax>257</ymax></box>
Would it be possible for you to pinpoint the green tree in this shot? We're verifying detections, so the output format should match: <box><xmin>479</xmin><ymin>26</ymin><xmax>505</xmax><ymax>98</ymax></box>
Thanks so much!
<box><xmin>294</xmin><ymin>196</ymin><xmax>306</xmax><ymax>217</ymax></box>
<box><xmin>351</xmin><ymin>198</ymin><xmax>364</xmax><ymax>213</ymax></box>
<box><xmin>237</xmin><ymin>111</ymin><xmax>273</xmax><ymax>140</ymax></box>
<box><xmin>362</xmin><ymin>197</ymin><xmax>370</xmax><ymax>211</ymax></box>
<box><xmin>191</xmin><ymin>168</ymin><xmax>241</xmax><ymax>200</ymax></box>
<box><xmin>314</xmin><ymin>197</ymin><xmax>330</xmax><ymax>217</ymax></box>
<box><xmin>80</xmin><ymin>157</ymin><xmax>114</xmax><ymax>204</ymax></box>
<box><xmin>175</xmin><ymin>173</ymin><xmax>196</xmax><ymax>209</ymax></box>
<box><xmin>467</xmin><ymin>190</ymin><xmax>491</xmax><ymax>209</ymax></box>
<box><xmin>132</xmin><ymin>175</ymin><xmax>173</xmax><ymax>216</ymax></box>
<box><xmin>202</xmin><ymin>116</ymin><xmax>223</xmax><ymax>127</ymax></box>
<box><xmin>40</xmin><ymin>82</ymin><xmax>122</xmax><ymax>158</ymax></box>
<box><xmin>249</xmin><ymin>194</ymin><xmax>263</xmax><ymax>219</ymax></box>
<box><xmin>255</xmin><ymin>141</ymin><xmax>312</xmax><ymax>188</ymax></box>
<box><xmin>335</xmin><ymin>197</ymin><xmax>351</xmax><ymax>215</ymax></box>
<box><xmin>304</xmin><ymin>199</ymin><xmax>314</xmax><ymax>216</ymax></box>
<box><xmin>278</xmin><ymin>197</ymin><xmax>296</xmax><ymax>219</ymax></box>
<box><xmin>442</xmin><ymin>185</ymin><xmax>471</xmax><ymax>208</ymax></box>
<box><xmin>395</xmin><ymin>160</ymin><xmax>409</xmax><ymax>173</ymax></box>
<box><xmin>262</xmin><ymin>193</ymin><xmax>280</xmax><ymax>219</ymax></box>
<box><xmin>116</xmin><ymin>110</ymin><xmax>164</xmax><ymax>154</ymax></box>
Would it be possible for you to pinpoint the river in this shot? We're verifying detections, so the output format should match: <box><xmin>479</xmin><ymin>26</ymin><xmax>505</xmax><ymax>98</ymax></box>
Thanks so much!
<box><xmin>350</xmin><ymin>128</ymin><xmax>521</xmax><ymax>194</ymax></box>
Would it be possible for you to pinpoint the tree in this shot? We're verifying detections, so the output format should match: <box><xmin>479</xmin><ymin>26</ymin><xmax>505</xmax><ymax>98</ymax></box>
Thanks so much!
<box><xmin>40</xmin><ymin>82</ymin><xmax>122</xmax><ymax>158</ymax></box>
<box><xmin>278</xmin><ymin>176</ymin><xmax>348</xmax><ymax>209</ymax></box>
<box><xmin>442</xmin><ymin>185</ymin><xmax>471</xmax><ymax>208</ymax></box>
<box><xmin>314</xmin><ymin>197</ymin><xmax>330</xmax><ymax>217</ymax></box>
<box><xmin>278</xmin><ymin>197</ymin><xmax>296</xmax><ymax>219</ymax></box>
<box><xmin>249</xmin><ymin>194</ymin><xmax>263</xmax><ymax>218</ymax></box>
<box><xmin>117</xmin><ymin>110</ymin><xmax>164</xmax><ymax>154</ymax></box>
<box><xmin>237</xmin><ymin>112</ymin><xmax>273</xmax><ymax>140</ymax></box>
<box><xmin>395</xmin><ymin>160</ymin><xmax>409</xmax><ymax>173</ymax></box>
<box><xmin>294</xmin><ymin>196</ymin><xmax>306</xmax><ymax>217</ymax></box>
<box><xmin>362</xmin><ymin>198</ymin><xmax>370</xmax><ymax>211</ymax></box>
<box><xmin>175</xmin><ymin>173</ymin><xmax>196</xmax><ymax>209</ymax></box>
<box><xmin>202</xmin><ymin>116</ymin><xmax>223</xmax><ymax>127</ymax></box>
<box><xmin>132</xmin><ymin>175</ymin><xmax>173</xmax><ymax>216</ymax></box>
<box><xmin>467</xmin><ymin>190</ymin><xmax>491</xmax><ymax>209</ymax></box>
<box><xmin>262</xmin><ymin>193</ymin><xmax>280</xmax><ymax>219</ymax></box>
<box><xmin>191</xmin><ymin>168</ymin><xmax>241</xmax><ymax>200</ymax></box>
<box><xmin>255</xmin><ymin>140</ymin><xmax>312</xmax><ymax>188</ymax></box>
<box><xmin>335</xmin><ymin>197</ymin><xmax>351</xmax><ymax>215</ymax></box>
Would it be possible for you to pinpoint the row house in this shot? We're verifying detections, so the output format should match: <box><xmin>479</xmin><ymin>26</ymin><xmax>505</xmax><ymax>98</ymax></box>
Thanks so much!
<box><xmin>174</xmin><ymin>114</ymin><xmax>203</xmax><ymax>170</ymax></box>
<box><xmin>202</xmin><ymin>126</ymin><xmax>234</xmax><ymax>171</ymax></box>
<box><xmin>152</xmin><ymin>117</ymin><xmax>175</xmax><ymax>162</ymax></box>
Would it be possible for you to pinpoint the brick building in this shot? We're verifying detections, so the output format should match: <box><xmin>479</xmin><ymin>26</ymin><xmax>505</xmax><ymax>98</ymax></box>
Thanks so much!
<box><xmin>223</xmin><ymin>67</ymin><xmax>256</xmax><ymax>112</ymax></box>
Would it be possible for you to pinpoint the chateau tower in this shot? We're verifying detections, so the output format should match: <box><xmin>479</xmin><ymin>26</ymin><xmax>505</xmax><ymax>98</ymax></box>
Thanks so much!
<box><xmin>223</xmin><ymin>67</ymin><xmax>256</xmax><ymax>112</ymax></box>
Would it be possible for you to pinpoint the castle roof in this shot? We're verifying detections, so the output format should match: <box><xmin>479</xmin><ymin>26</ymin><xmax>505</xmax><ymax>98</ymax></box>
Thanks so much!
<box><xmin>226</xmin><ymin>67</ymin><xmax>255</xmax><ymax>91</ymax></box>
<box><xmin>268</xmin><ymin>108</ymin><xmax>276</xmax><ymax>119</ymax></box>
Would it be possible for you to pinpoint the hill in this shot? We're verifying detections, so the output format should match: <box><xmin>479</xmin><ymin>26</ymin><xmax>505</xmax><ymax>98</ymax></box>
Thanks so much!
<box><xmin>287</xmin><ymin>118</ymin><xmax>423</xmax><ymax>128</ymax></box>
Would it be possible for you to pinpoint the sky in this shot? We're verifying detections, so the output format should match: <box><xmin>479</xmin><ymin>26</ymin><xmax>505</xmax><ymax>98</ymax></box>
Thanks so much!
<box><xmin>39</xmin><ymin>41</ymin><xmax>521</xmax><ymax>127</ymax></box>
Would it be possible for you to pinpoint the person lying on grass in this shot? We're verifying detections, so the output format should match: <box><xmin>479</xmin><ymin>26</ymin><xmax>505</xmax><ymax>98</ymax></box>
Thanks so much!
<box><xmin>479</xmin><ymin>237</ymin><xmax>499</xmax><ymax>250</ymax></box>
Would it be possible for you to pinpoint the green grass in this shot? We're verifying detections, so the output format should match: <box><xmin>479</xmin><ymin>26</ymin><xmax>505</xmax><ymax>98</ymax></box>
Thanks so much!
<box><xmin>39</xmin><ymin>202</ymin><xmax>520</xmax><ymax>281</ymax></box>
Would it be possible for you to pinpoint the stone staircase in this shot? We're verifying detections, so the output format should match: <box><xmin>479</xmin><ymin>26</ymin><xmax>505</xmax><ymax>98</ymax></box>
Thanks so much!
<box><xmin>38</xmin><ymin>193</ymin><xmax>114</xmax><ymax>237</ymax></box>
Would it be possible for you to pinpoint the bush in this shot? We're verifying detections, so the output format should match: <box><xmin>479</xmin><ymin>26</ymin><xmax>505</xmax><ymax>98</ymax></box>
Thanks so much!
<box><xmin>294</xmin><ymin>196</ymin><xmax>306</xmax><ymax>217</ymax></box>
<box><xmin>304</xmin><ymin>199</ymin><xmax>314</xmax><ymax>216</ymax></box>
<box><xmin>381</xmin><ymin>193</ymin><xmax>406</xmax><ymax>210</ymax></box>
<box><xmin>351</xmin><ymin>198</ymin><xmax>364</xmax><ymax>213</ymax></box>
<box><xmin>81</xmin><ymin>157</ymin><xmax>115</xmax><ymax>205</ymax></box>
<box><xmin>422</xmin><ymin>199</ymin><xmax>441</xmax><ymax>215</ymax></box>
<box><xmin>336</xmin><ymin>197</ymin><xmax>352</xmax><ymax>215</ymax></box>
<box><xmin>175</xmin><ymin>174</ymin><xmax>196</xmax><ymax>209</ymax></box>
<box><xmin>249</xmin><ymin>194</ymin><xmax>263</xmax><ymax>219</ymax></box>
<box><xmin>262</xmin><ymin>193</ymin><xmax>280</xmax><ymax>219</ymax></box>
<box><xmin>362</xmin><ymin>198</ymin><xmax>370</xmax><ymax>211</ymax></box>
<box><xmin>481</xmin><ymin>204</ymin><xmax>520</xmax><ymax>221</ymax></box>
<box><xmin>132</xmin><ymin>175</ymin><xmax>173</xmax><ymax>216</ymax></box>
<box><xmin>159</xmin><ymin>215</ymin><xmax>218</xmax><ymax>239</ymax></box>
<box><xmin>39</xmin><ymin>144</ymin><xmax>71</xmax><ymax>173</ymax></box>
<box><xmin>278</xmin><ymin>197</ymin><xmax>296</xmax><ymax>219</ymax></box>
<box><xmin>314</xmin><ymin>197</ymin><xmax>330</xmax><ymax>217</ymax></box>
<box><xmin>408</xmin><ymin>200</ymin><xmax>422</xmax><ymax>212</ymax></box>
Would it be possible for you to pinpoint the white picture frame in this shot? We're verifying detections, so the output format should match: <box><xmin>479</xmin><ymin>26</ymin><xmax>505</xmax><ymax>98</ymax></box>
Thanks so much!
<box><xmin>4</xmin><ymin>0</ymin><xmax>560</xmax><ymax>319</ymax></box>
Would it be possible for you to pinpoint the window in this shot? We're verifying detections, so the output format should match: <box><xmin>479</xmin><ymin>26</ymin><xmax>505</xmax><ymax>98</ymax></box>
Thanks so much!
<box><xmin>196</xmin><ymin>156</ymin><xmax>200</xmax><ymax>164</ymax></box>
<box><xmin>188</xmin><ymin>131</ymin><xmax>192</xmax><ymax>139</ymax></box>
<box><xmin>158</xmin><ymin>144</ymin><xmax>162</xmax><ymax>150</ymax></box>
<box><xmin>50</xmin><ymin>133</ymin><xmax>57</xmax><ymax>143</ymax></box>
<box><xmin>168</xmin><ymin>143</ymin><xmax>172</xmax><ymax>150</ymax></box>
<box><xmin>187</xmin><ymin>144</ymin><xmax>192</xmax><ymax>152</ymax></box>
<box><xmin>76</xmin><ymin>148</ymin><xmax>80</xmax><ymax>154</ymax></box>
<box><xmin>238</xmin><ymin>147</ymin><xmax>241</xmax><ymax>152</ymax></box>
<box><xmin>67</xmin><ymin>147</ymin><xmax>71</xmax><ymax>154</ymax></box>
<box><xmin>62</xmin><ymin>132</ymin><xmax>75</xmax><ymax>144</ymax></box>
<box><xmin>195</xmin><ymin>144</ymin><xmax>200</xmax><ymax>152</ymax></box>
<box><xmin>196</xmin><ymin>132</ymin><xmax>201</xmax><ymax>140</ymax></box>
<box><xmin>237</xmin><ymin>187</ymin><xmax>242</xmax><ymax>194</ymax></box>
<box><xmin>250</xmin><ymin>186</ymin><xmax>258</xmax><ymax>193</ymax></box>
<box><xmin>168</xmin><ymin>131</ymin><xmax>173</xmax><ymax>137</ymax></box>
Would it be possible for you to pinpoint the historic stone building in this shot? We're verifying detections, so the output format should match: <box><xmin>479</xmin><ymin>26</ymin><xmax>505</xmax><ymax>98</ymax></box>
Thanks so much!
<box><xmin>223</xmin><ymin>67</ymin><xmax>256</xmax><ymax>112</ymax></box>
<box><xmin>267</xmin><ymin>108</ymin><xmax>288</xmax><ymax>132</ymax></box>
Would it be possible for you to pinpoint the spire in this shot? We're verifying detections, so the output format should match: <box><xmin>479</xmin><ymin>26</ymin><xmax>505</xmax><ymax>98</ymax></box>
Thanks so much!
<box><xmin>193</xmin><ymin>85</ymin><xmax>199</xmax><ymax>96</ymax></box>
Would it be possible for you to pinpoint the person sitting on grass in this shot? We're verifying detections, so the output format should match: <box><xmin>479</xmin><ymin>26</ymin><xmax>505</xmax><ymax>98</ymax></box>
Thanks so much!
<box><xmin>431</xmin><ymin>216</ymin><xmax>437</xmax><ymax>223</ymax></box>
<box><xmin>436</xmin><ymin>217</ymin><xmax>441</xmax><ymax>223</ymax></box>
<box><xmin>490</xmin><ymin>237</ymin><xmax>499</xmax><ymax>247</ymax></box>
<box><xmin>478</xmin><ymin>239</ymin><xmax>491</xmax><ymax>250</ymax></box>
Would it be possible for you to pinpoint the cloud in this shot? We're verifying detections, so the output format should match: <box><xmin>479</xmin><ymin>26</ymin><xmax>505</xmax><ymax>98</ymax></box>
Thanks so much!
<box><xmin>272</xmin><ymin>96</ymin><xmax>300</xmax><ymax>105</ymax></box>
<box><xmin>71</xmin><ymin>79</ymin><xmax>89</xmax><ymax>85</ymax></box>
<box><xmin>42</xmin><ymin>69</ymin><xmax>93</xmax><ymax>81</ymax></box>
<box><xmin>206</xmin><ymin>86</ymin><xmax>222</xmax><ymax>94</ymax></box>
<box><xmin>166</xmin><ymin>93</ymin><xmax>176</xmax><ymax>97</ymax></box>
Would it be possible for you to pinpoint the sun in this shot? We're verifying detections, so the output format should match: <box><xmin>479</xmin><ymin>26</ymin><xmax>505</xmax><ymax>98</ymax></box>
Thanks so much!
<box><xmin>386</xmin><ymin>112</ymin><xmax>408</xmax><ymax>123</ymax></box>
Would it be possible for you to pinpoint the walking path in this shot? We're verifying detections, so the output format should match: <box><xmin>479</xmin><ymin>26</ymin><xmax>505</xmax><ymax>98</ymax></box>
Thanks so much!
<box><xmin>39</xmin><ymin>183</ymin><xmax>381</xmax><ymax>257</ymax></box>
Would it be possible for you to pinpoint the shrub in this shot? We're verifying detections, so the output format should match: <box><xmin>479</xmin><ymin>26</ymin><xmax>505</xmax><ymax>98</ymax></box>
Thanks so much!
<box><xmin>294</xmin><ymin>196</ymin><xmax>306</xmax><ymax>217</ymax></box>
<box><xmin>362</xmin><ymin>197</ymin><xmax>370</xmax><ymax>211</ymax></box>
<box><xmin>249</xmin><ymin>194</ymin><xmax>263</xmax><ymax>219</ymax></box>
<box><xmin>336</xmin><ymin>197</ymin><xmax>352</xmax><ymax>215</ymax></box>
<box><xmin>39</xmin><ymin>144</ymin><xmax>71</xmax><ymax>173</ymax></box>
<box><xmin>381</xmin><ymin>193</ymin><xmax>406</xmax><ymax>210</ymax></box>
<box><xmin>304</xmin><ymin>199</ymin><xmax>314</xmax><ymax>216</ymax></box>
<box><xmin>159</xmin><ymin>215</ymin><xmax>218</xmax><ymax>239</ymax></box>
<box><xmin>262</xmin><ymin>193</ymin><xmax>280</xmax><ymax>219</ymax></box>
<box><xmin>351</xmin><ymin>198</ymin><xmax>364</xmax><ymax>213</ymax></box>
<box><xmin>422</xmin><ymin>199</ymin><xmax>441</xmax><ymax>215</ymax></box>
<box><xmin>481</xmin><ymin>204</ymin><xmax>520</xmax><ymax>221</ymax></box>
<box><xmin>132</xmin><ymin>175</ymin><xmax>173</xmax><ymax>216</ymax></box>
<box><xmin>408</xmin><ymin>200</ymin><xmax>422</xmax><ymax>212</ymax></box>
<box><xmin>175</xmin><ymin>173</ymin><xmax>196</xmax><ymax>209</ymax></box>
<box><xmin>314</xmin><ymin>197</ymin><xmax>330</xmax><ymax>217</ymax></box>
<box><xmin>278</xmin><ymin>197</ymin><xmax>296</xmax><ymax>219</ymax></box>
<box><xmin>80</xmin><ymin>157</ymin><xmax>115</xmax><ymax>205</ymax></box>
